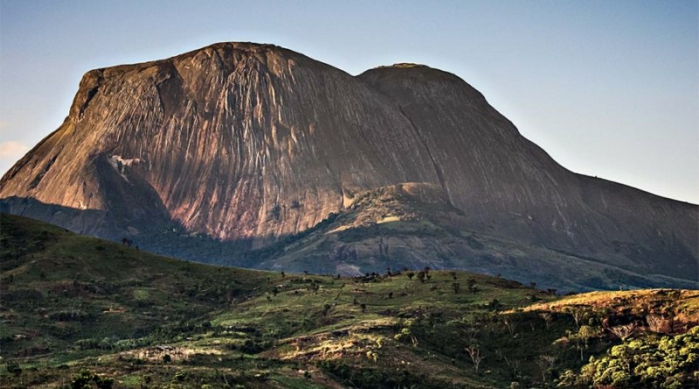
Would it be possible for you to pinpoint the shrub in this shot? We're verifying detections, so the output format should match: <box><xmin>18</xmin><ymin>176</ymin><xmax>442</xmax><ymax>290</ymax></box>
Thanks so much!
<box><xmin>5</xmin><ymin>362</ymin><xmax>21</xmax><ymax>377</ymax></box>
<box><xmin>68</xmin><ymin>370</ymin><xmax>114</xmax><ymax>389</ymax></box>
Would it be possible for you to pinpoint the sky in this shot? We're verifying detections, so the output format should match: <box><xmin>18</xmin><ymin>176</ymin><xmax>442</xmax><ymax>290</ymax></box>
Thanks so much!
<box><xmin>1</xmin><ymin>0</ymin><xmax>697</xmax><ymax>203</ymax></box>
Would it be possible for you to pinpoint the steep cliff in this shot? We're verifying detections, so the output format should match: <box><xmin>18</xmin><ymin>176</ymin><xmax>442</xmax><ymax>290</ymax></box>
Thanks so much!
<box><xmin>1</xmin><ymin>42</ymin><xmax>696</xmax><ymax>289</ymax></box>
<box><xmin>1</xmin><ymin>43</ymin><xmax>438</xmax><ymax>245</ymax></box>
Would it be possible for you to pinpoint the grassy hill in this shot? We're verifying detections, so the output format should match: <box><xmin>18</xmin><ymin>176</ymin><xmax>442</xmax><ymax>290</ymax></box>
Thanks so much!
<box><xmin>1</xmin><ymin>213</ymin><xmax>697</xmax><ymax>388</ymax></box>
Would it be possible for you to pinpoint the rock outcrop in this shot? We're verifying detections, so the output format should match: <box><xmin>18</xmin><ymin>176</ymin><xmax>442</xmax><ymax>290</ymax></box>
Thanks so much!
<box><xmin>1</xmin><ymin>42</ymin><xmax>696</xmax><ymax>289</ymax></box>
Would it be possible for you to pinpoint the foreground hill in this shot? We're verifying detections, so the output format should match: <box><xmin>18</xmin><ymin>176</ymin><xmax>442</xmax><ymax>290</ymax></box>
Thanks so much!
<box><xmin>0</xmin><ymin>42</ymin><xmax>696</xmax><ymax>290</ymax></box>
<box><xmin>1</xmin><ymin>213</ymin><xmax>697</xmax><ymax>388</ymax></box>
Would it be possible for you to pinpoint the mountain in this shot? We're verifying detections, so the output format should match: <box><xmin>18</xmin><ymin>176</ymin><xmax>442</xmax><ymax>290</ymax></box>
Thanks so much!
<box><xmin>1</xmin><ymin>42</ymin><xmax>696</xmax><ymax>290</ymax></box>
<box><xmin>2</xmin><ymin>213</ymin><xmax>698</xmax><ymax>388</ymax></box>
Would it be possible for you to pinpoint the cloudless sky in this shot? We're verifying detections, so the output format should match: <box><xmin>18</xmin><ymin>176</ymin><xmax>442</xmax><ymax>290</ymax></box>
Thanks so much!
<box><xmin>1</xmin><ymin>0</ymin><xmax>697</xmax><ymax>203</ymax></box>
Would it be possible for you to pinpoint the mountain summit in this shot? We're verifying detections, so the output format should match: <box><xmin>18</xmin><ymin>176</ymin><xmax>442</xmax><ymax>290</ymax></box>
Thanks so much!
<box><xmin>1</xmin><ymin>42</ymin><xmax>696</xmax><ymax>290</ymax></box>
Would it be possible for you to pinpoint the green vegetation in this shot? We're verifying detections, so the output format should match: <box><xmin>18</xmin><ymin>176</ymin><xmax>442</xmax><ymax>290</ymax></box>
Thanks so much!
<box><xmin>1</xmin><ymin>213</ymin><xmax>697</xmax><ymax>388</ymax></box>
<box><xmin>559</xmin><ymin>327</ymin><xmax>699</xmax><ymax>388</ymax></box>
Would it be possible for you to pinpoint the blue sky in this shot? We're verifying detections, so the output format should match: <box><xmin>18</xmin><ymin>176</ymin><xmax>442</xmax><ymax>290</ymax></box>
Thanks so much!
<box><xmin>1</xmin><ymin>0</ymin><xmax>697</xmax><ymax>203</ymax></box>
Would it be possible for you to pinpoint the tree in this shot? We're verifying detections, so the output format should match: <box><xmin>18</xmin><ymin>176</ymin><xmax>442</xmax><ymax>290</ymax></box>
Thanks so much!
<box><xmin>502</xmin><ymin>317</ymin><xmax>517</xmax><ymax>337</ymax></box>
<box><xmin>535</xmin><ymin>354</ymin><xmax>556</xmax><ymax>384</ymax></box>
<box><xmin>417</xmin><ymin>271</ymin><xmax>426</xmax><ymax>283</ymax></box>
<box><xmin>5</xmin><ymin>361</ymin><xmax>22</xmax><ymax>382</ymax></box>
<box><xmin>570</xmin><ymin>325</ymin><xmax>597</xmax><ymax>361</ymax></box>
<box><xmin>93</xmin><ymin>375</ymin><xmax>114</xmax><ymax>389</ymax></box>
<box><xmin>407</xmin><ymin>272</ymin><xmax>415</xmax><ymax>280</ymax></box>
<box><xmin>503</xmin><ymin>356</ymin><xmax>521</xmax><ymax>380</ymax></box>
<box><xmin>564</xmin><ymin>307</ymin><xmax>586</xmax><ymax>329</ymax></box>
<box><xmin>465</xmin><ymin>346</ymin><xmax>483</xmax><ymax>373</ymax></box>
<box><xmin>467</xmin><ymin>278</ymin><xmax>478</xmax><ymax>293</ymax></box>
<box><xmin>309</xmin><ymin>282</ymin><xmax>319</xmax><ymax>295</ymax></box>
<box><xmin>5</xmin><ymin>362</ymin><xmax>21</xmax><ymax>378</ymax></box>
<box><xmin>70</xmin><ymin>371</ymin><xmax>92</xmax><ymax>389</ymax></box>
<box><xmin>69</xmin><ymin>370</ymin><xmax>113</xmax><ymax>389</ymax></box>
<box><xmin>539</xmin><ymin>312</ymin><xmax>554</xmax><ymax>329</ymax></box>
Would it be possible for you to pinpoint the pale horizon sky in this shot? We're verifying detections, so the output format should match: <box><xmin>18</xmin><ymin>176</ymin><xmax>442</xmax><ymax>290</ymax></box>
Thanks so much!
<box><xmin>1</xmin><ymin>0</ymin><xmax>697</xmax><ymax>203</ymax></box>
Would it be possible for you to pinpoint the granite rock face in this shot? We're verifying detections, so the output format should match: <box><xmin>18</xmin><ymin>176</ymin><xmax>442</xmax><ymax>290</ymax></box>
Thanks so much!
<box><xmin>1</xmin><ymin>43</ymin><xmax>696</xmax><ymax>289</ymax></box>
<box><xmin>358</xmin><ymin>65</ymin><xmax>698</xmax><ymax>281</ymax></box>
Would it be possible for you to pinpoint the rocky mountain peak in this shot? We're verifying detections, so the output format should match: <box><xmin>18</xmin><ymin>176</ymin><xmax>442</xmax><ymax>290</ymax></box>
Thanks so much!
<box><xmin>1</xmin><ymin>42</ymin><xmax>696</xmax><ymax>290</ymax></box>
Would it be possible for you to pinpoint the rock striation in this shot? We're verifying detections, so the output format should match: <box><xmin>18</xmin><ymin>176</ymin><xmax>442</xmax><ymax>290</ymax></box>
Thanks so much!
<box><xmin>1</xmin><ymin>42</ymin><xmax>696</xmax><ymax>289</ymax></box>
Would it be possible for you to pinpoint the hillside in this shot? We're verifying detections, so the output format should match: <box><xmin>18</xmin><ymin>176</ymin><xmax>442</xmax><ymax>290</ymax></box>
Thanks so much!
<box><xmin>245</xmin><ymin>183</ymin><xmax>698</xmax><ymax>292</ymax></box>
<box><xmin>0</xmin><ymin>42</ymin><xmax>696</xmax><ymax>291</ymax></box>
<box><xmin>1</xmin><ymin>213</ymin><xmax>697</xmax><ymax>388</ymax></box>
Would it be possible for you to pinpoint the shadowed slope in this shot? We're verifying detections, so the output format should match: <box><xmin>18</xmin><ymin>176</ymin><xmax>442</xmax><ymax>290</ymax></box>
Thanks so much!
<box><xmin>359</xmin><ymin>64</ymin><xmax>698</xmax><ymax>280</ymax></box>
